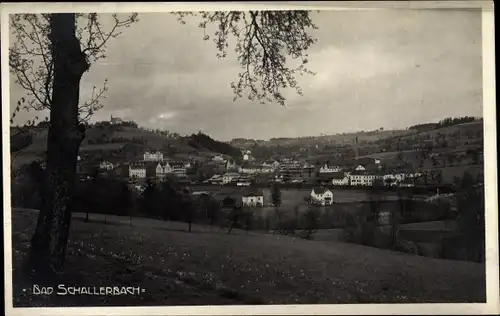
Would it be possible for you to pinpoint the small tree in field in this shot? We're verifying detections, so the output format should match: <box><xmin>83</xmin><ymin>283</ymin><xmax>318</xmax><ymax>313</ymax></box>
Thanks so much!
<box><xmin>368</xmin><ymin>178</ymin><xmax>385</xmax><ymax>224</ymax></box>
<box><xmin>271</xmin><ymin>182</ymin><xmax>282</xmax><ymax>207</ymax></box>
<box><xmin>302</xmin><ymin>206</ymin><xmax>320</xmax><ymax>240</ymax></box>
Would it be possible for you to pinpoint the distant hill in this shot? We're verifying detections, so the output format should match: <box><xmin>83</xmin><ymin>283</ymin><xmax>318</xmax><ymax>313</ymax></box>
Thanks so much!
<box><xmin>231</xmin><ymin>129</ymin><xmax>412</xmax><ymax>149</ymax></box>
<box><xmin>230</xmin><ymin>117</ymin><xmax>483</xmax><ymax>150</ymax></box>
<box><xmin>10</xmin><ymin>123</ymin><xmax>241</xmax><ymax>166</ymax></box>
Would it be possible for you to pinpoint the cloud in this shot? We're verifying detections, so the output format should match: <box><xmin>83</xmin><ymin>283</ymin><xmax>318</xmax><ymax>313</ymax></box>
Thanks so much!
<box><xmin>9</xmin><ymin>9</ymin><xmax>482</xmax><ymax>141</ymax></box>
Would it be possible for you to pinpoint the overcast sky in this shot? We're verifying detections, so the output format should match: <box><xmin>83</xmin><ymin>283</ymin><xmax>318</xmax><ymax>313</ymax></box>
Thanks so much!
<box><xmin>10</xmin><ymin>9</ymin><xmax>483</xmax><ymax>141</ymax></box>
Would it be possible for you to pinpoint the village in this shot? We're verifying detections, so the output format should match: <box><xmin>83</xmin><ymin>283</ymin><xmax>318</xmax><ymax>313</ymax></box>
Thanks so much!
<box><xmin>81</xmin><ymin>145</ymin><xmax>427</xmax><ymax>209</ymax></box>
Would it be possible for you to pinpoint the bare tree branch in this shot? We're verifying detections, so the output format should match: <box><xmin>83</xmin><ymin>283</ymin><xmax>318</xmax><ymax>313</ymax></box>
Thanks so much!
<box><xmin>174</xmin><ymin>10</ymin><xmax>317</xmax><ymax>106</ymax></box>
<box><xmin>9</xmin><ymin>13</ymin><xmax>139</xmax><ymax>125</ymax></box>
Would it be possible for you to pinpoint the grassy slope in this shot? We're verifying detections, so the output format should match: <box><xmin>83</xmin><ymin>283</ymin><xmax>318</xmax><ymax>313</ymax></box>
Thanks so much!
<box><xmin>12</xmin><ymin>209</ymin><xmax>485</xmax><ymax>307</ymax></box>
<box><xmin>10</xmin><ymin>126</ymin><xmax>229</xmax><ymax>170</ymax></box>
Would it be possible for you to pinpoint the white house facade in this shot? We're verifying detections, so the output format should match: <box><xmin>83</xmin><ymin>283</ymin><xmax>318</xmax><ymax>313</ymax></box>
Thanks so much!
<box><xmin>226</xmin><ymin>160</ymin><xmax>238</xmax><ymax>170</ymax></box>
<box><xmin>349</xmin><ymin>171</ymin><xmax>382</xmax><ymax>186</ymax></box>
<box><xmin>239</xmin><ymin>165</ymin><xmax>262</xmax><ymax>174</ymax></box>
<box><xmin>332</xmin><ymin>175</ymin><xmax>350</xmax><ymax>186</ymax></box>
<box><xmin>156</xmin><ymin>161</ymin><xmax>173</xmax><ymax>177</ymax></box>
<box><xmin>222</xmin><ymin>172</ymin><xmax>240</xmax><ymax>185</ymax></box>
<box><xmin>129</xmin><ymin>163</ymin><xmax>146</xmax><ymax>179</ymax></box>
<box><xmin>170</xmin><ymin>161</ymin><xmax>188</xmax><ymax>178</ymax></box>
<box><xmin>144</xmin><ymin>151</ymin><xmax>163</xmax><ymax>162</ymax></box>
<box><xmin>242</xmin><ymin>150</ymin><xmax>252</xmax><ymax>161</ymax></box>
<box><xmin>319</xmin><ymin>164</ymin><xmax>341</xmax><ymax>173</ymax></box>
<box><xmin>242</xmin><ymin>190</ymin><xmax>264</xmax><ymax>206</ymax></box>
<box><xmin>310</xmin><ymin>187</ymin><xmax>334</xmax><ymax>206</ymax></box>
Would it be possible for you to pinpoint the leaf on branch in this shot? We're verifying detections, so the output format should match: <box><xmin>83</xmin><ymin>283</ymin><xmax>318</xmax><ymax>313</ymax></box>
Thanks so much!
<box><xmin>174</xmin><ymin>10</ymin><xmax>317</xmax><ymax>106</ymax></box>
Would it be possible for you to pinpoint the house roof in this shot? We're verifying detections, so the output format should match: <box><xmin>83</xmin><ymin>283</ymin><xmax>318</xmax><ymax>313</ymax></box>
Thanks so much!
<box><xmin>223</xmin><ymin>172</ymin><xmax>240</xmax><ymax>177</ymax></box>
<box><xmin>169</xmin><ymin>161</ymin><xmax>186</xmax><ymax>168</ymax></box>
<box><xmin>350</xmin><ymin>170</ymin><xmax>383</xmax><ymax>176</ymax></box>
<box><xmin>263</xmin><ymin>160</ymin><xmax>277</xmax><ymax>164</ymax></box>
<box><xmin>244</xmin><ymin>188</ymin><xmax>264</xmax><ymax>197</ymax></box>
<box><xmin>312</xmin><ymin>187</ymin><xmax>330</xmax><ymax>195</ymax></box>
<box><xmin>130</xmin><ymin>162</ymin><xmax>145</xmax><ymax>168</ymax></box>
<box><xmin>329</xmin><ymin>172</ymin><xmax>346</xmax><ymax>179</ymax></box>
<box><xmin>241</xmin><ymin>165</ymin><xmax>262</xmax><ymax>169</ymax></box>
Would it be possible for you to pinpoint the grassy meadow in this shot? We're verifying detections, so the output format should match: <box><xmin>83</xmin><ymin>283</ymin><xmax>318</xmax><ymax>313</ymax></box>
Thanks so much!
<box><xmin>11</xmin><ymin>209</ymin><xmax>486</xmax><ymax>307</ymax></box>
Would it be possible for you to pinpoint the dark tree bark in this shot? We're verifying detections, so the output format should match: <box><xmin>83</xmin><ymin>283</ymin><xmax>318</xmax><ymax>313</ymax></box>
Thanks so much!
<box><xmin>28</xmin><ymin>14</ymin><xmax>89</xmax><ymax>277</ymax></box>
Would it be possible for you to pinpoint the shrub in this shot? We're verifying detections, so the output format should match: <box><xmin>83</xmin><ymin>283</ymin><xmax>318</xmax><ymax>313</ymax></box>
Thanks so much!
<box><xmin>341</xmin><ymin>209</ymin><xmax>379</xmax><ymax>247</ymax></box>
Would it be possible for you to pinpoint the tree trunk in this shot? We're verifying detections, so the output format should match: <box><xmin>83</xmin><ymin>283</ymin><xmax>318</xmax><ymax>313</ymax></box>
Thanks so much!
<box><xmin>85</xmin><ymin>211</ymin><xmax>89</xmax><ymax>222</ymax></box>
<box><xmin>188</xmin><ymin>221</ymin><xmax>192</xmax><ymax>232</ymax></box>
<box><xmin>28</xmin><ymin>14</ymin><xmax>89</xmax><ymax>277</ymax></box>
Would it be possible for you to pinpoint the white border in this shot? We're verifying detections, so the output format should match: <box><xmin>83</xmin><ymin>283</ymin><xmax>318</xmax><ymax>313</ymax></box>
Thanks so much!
<box><xmin>1</xmin><ymin>2</ymin><xmax>498</xmax><ymax>316</ymax></box>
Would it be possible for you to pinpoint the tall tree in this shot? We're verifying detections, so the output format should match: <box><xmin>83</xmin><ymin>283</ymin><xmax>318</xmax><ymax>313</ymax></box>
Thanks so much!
<box><xmin>10</xmin><ymin>13</ymin><xmax>138</xmax><ymax>276</ymax></box>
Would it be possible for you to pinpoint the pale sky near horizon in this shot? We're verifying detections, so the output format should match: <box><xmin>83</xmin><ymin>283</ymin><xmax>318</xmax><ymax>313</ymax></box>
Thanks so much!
<box><xmin>9</xmin><ymin>9</ymin><xmax>483</xmax><ymax>141</ymax></box>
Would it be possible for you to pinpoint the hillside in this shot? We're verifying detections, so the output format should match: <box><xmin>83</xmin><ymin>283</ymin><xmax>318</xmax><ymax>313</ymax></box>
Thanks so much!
<box><xmin>232</xmin><ymin>129</ymin><xmax>412</xmax><ymax>149</ymax></box>
<box><xmin>12</xmin><ymin>209</ymin><xmax>485</xmax><ymax>306</ymax></box>
<box><xmin>10</xmin><ymin>124</ymin><xmax>239</xmax><ymax>168</ymax></box>
<box><xmin>231</xmin><ymin>119</ymin><xmax>483</xmax><ymax>150</ymax></box>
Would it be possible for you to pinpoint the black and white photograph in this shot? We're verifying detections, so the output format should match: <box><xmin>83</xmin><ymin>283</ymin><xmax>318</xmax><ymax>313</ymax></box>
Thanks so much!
<box><xmin>2</xmin><ymin>1</ymin><xmax>498</xmax><ymax>315</ymax></box>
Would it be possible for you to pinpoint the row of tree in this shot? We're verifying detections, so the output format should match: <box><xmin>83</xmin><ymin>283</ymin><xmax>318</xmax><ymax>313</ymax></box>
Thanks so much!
<box><xmin>189</xmin><ymin>132</ymin><xmax>242</xmax><ymax>159</ymax></box>
<box><xmin>408</xmin><ymin>116</ymin><xmax>479</xmax><ymax>131</ymax></box>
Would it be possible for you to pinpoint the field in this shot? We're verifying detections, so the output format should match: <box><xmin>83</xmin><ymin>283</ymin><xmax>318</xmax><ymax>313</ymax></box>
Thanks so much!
<box><xmin>427</xmin><ymin>164</ymin><xmax>484</xmax><ymax>183</ymax></box>
<box><xmin>191</xmin><ymin>186</ymin><xmax>403</xmax><ymax>206</ymax></box>
<box><xmin>254</xmin><ymin>130</ymin><xmax>413</xmax><ymax>148</ymax></box>
<box><xmin>11</xmin><ymin>209</ymin><xmax>486</xmax><ymax>306</ymax></box>
<box><xmin>402</xmin><ymin>121</ymin><xmax>483</xmax><ymax>141</ymax></box>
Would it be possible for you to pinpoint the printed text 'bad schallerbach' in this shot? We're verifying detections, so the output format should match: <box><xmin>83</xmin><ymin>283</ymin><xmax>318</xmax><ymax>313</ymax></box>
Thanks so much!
<box><xmin>26</xmin><ymin>285</ymin><xmax>146</xmax><ymax>296</ymax></box>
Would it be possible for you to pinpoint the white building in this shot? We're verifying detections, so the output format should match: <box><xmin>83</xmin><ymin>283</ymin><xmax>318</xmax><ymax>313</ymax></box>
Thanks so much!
<box><xmin>144</xmin><ymin>150</ymin><xmax>163</xmax><ymax>162</ymax></box>
<box><xmin>349</xmin><ymin>170</ymin><xmax>382</xmax><ymax>186</ymax></box>
<box><xmin>129</xmin><ymin>163</ymin><xmax>146</xmax><ymax>179</ymax></box>
<box><xmin>156</xmin><ymin>161</ymin><xmax>173</xmax><ymax>177</ymax></box>
<box><xmin>242</xmin><ymin>189</ymin><xmax>264</xmax><ymax>207</ymax></box>
<box><xmin>355</xmin><ymin>164</ymin><xmax>366</xmax><ymax>171</ymax></box>
<box><xmin>331</xmin><ymin>173</ymin><xmax>350</xmax><ymax>186</ymax></box>
<box><xmin>110</xmin><ymin>115</ymin><xmax>123</xmax><ymax>125</ymax></box>
<box><xmin>99</xmin><ymin>160</ymin><xmax>114</xmax><ymax>170</ymax></box>
<box><xmin>222</xmin><ymin>172</ymin><xmax>240</xmax><ymax>185</ymax></box>
<box><xmin>310</xmin><ymin>187</ymin><xmax>334</xmax><ymax>206</ymax></box>
<box><xmin>242</xmin><ymin>149</ymin><xmax>252</xmax><ymax>161</ymax></box>
<box><xmin>319</xmin><ymin>164</ymin><xmax>341</xmax><ymax>173</ymax></box>
<box><xmin>226</xmin><ymin>160</ymin><xmax>238</xmax><ymax>170</ymax></box>
<box><xmin>239</xmin><ymin>165</ymin><xmax>262</xmax><ymax>174</ymax></box>
<box><xmin>374</xmin><ymin>159</ymin><xmax>381</xmax><ymax>164</ymax></box>
<box><xmin>262</xmin><ymin>160</ymin><xmax>279</xmax><ymax>170</ymax></box>
<box><xmin>170</xmin><ymin>161</ymin><xmax>188</xmax><ymax>178</ymax></box>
